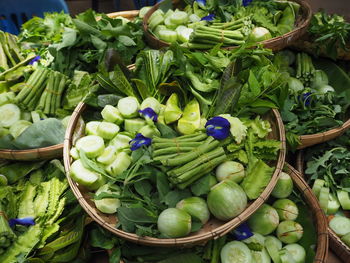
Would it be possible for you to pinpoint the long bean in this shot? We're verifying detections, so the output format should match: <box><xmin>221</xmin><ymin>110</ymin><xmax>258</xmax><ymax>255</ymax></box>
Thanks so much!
<box><xmin>153</xmin><ymin>147</ymin><xmax>195</xmax><ymax>157</ymax></box>
<box><xmin>191</xmin><ymin>32</ymin><xmax>245</xmax><ymax>45</ymax></box>
<box><xmin>153</xmin><ymin>142</ymin><xmax>202</xmax><ymax>150</ymax></box>
<box><xmin>153</xmin><ymin>133</ymin><xmax>207</xmax><ymax>143</ymax></box>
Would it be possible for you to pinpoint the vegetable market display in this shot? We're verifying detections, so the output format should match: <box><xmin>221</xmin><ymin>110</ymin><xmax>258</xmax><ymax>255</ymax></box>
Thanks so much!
<box><xmin>144</xmin><ymin>0</ymin><xmax>308</xmax><ymax>49</ymax></box>
<box><xmin>299</xmin><ymin>130</ymin><xmax>350</xmax><ymax>256</ymax></box>
<box><xmin>86</xmin><ymin>166</ymin><xmax>327</xmax><ymax>263</ymax></box>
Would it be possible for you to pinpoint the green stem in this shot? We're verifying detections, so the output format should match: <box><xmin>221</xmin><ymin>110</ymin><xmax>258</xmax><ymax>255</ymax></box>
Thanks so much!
<box><xmin>153</xmin><ymin>133</ymin><xmax>207</xmax><ymax>143</ymax></box>
<box><xmin>153</xmin><ymin>142</ymin><xmax>202</xmax><ymax>150</ymax></box>
<box><xmin>44</xmin><ymin>71</ymin><xmax>55</xmax><ymax>114</ymax></box>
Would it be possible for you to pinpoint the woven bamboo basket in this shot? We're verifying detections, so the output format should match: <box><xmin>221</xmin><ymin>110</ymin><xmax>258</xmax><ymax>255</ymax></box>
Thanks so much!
<box><xmin>142</xmin><ymin>0</ymin><xmax>312</xmax><ymax>51</ymax></box>
<box><xmin>296</xmin><ymin>151</ymin><xmax>350</xmax><ymax>260</ymax></box>
<box><xmin>0</xmin><ymin>11</ymin><xmax>140</xmax><ymax>162</ymax></box>
<box><xmin>63</xmin><ymin>101</ymin><xmax>286</xmax><ymax>247</ymax></box>
<box><xmin>297</xmin><ymin>119</ymin><xmax>350</xmax><ymax>150</ymax></box>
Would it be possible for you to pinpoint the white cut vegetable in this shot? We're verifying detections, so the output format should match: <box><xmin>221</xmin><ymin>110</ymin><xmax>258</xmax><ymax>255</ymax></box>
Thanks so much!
<box><xmin>312</xmin><ymin>179</ymin><xmax>325</xmax><ymax>197</ymax></box>
<box><xmin>279</xmin><ymin>249</ymin><xmax>296</xmax><ymax>263</ymax></box>
<box><xmin>169</xmin><ymin>11</ymin><xmax>188</xmax><ymax>25</ymax></box>
<box><xmin>76</xmin><ymin>135</ymin><xmax>105</xmax><ymax>158</ymax></box>
<box><xmin>70</xmin><ymin>159</ymin><xmax>102</xmax><ymax>190</ymax></box>
<box><xmin>158</xmin><ymin>29</ymin><xmax>178</xmax><ymax>43</ymax></box>
<box><xmin>106</xmin><ymin>152</ymin><xmax>131</xmax><ymax>177</ymax></box>
<box><xmin>329</xmin><ymin>216</ymin><xmax>350</xmax><ymax>237</ymax></box>
<box><xmin>139</xmin><ymin>6</ymin><xmax>152</xmax><ymax>18</ymax></box>
<box><xmin>265</xmin><ymin>236</ymin><xmax>282</xmax><ymax>263</ymax></box>
<box><xmin>252</xmin><ymin>248</ymin><xmax>271</xmax><ymax>263</ymax></box>
<box><xmin>70</xmin><ymin>147</ymin><xmax>79</xmax><ymax>160</ymax></box>
<box><xmin>243</xmin><ymin>232</ymin><xmax>265</xmax><ymax>251</ymax></box>
<box><xmin>109</xmin><ymin>134</ymin><xmax>132</xmax><ymax>150</ymax></box>
<box><xmin>31</xmin><ymin>111</ymin><xmax>41</xmax><ymax>123</ymax></box>
<box><xmin>124</xmin><ymin>118</ymin><xmax>146</xmax><ymax>133</ymax></box>
<box><xmin>101</xmin><ymin>105</ymin><xmax>123</xmax><ymax>124</ymax></box>
<box><xmin>164</xmin><ymin>16</ymin><xmax>177</xmax><ymax>30</ymax></box>
<box><xmin>97</xmin><ymin>122</ymin><xmax>120</xmax><ymax>140</ymax></box>
<box><xmin>0</xmin><ymin>103</ymin><xmax>21</xmax><ymax>128</ymax></box>
<box><xmin>148</xmin><ymin>10</ymin><xmax>164</xmax><ymax>29</ymax></box>
<box><xmin>327</xmin><ymin>193</ymin><xmax>340</xmax><ymax>215</ymax></box>
<box><xmin>220</xmin><ymin>241</ymin><xmax>252</xmax><ymax>263</ymax></box>
<box><xmin>283</xmin><ymin>244</ymin><xmax>306</xmax><ymax>263</ymax></box>
<box><xmin>86</xmin><ymin>121</ymin><xmax>102</xmax><ymax>136</ymax></box>
<box><xmin>249</xmin><ymin>27</ymin><xmax>272</xmax><ymax>42</ymax></box>
<box><xmin>94</xmin><ymin>184</ymin><xmax>121</xmax><ymax>214</ymax></box>
<box><xmin>0</xmin><ymin>92</ymin><xmax>15</xmax><ymax>106</ymax></box>
<box><xmin>189</xmin><ymin>14</ymin><xmax>201</xmax><ymax>23</ymax></box>
<box><xmin>139</xmin><ymin>125</ymin><xmax>160</xmax><ymax>138</ymax></box>
<box><xmin>140</xmin><ymin>97</ymin><xmax>161</xmax><ymax>114</ymax></box>
<box><xmin>175</xmin><ymin>26</ymin><xmax>193</xmax><ymax>43</ymax></box>
<box><xmin>336</xmin><ymin>190</ymin><xmax>350</xmax><ymax>210</ymax></box>
<box><xmin>117</xmin><ymin>97</ymin><xmax>140</xmax><ymax>118</ymax></box>
<box><xmin>97</xmin><ymin>145</ymin><xmax>118</xmax><ymax>165</ymax></box>
<box><xmin>318</xmin><ymin>187</ymin><xmax>329</xmax><ymax>213</ymax></box>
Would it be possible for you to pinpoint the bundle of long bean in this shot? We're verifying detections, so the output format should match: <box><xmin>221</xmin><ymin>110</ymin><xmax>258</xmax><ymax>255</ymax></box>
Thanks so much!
<box><xmin>0</xmin><ymin>203</ymin><xmax>15</xmax><ymax>254</ymax></box>
<box><xmin>153</xmin><ymin>133</ymin><xmax>227</xmax><ymax>189</ymax></box>
<box><xmin>15</xmin><ymin>67</ymin><xmax>70</xmax><ymax>115</ymax></box>
<box><xmin>296</xmin><ymin>53</ymin><xmax>316</xmax><ymax>88</ymax></box>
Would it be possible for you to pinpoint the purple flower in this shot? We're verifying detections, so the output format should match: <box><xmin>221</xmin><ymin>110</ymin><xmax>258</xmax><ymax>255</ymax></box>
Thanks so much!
<box><xmin>242</xmin><ymin>0</ymin><xmax>253</xmax><ymax>7</ymax></box>
<box><xmin>201</xmin><ymin>14</ymin><xmax>215</xmax><ymax>21</ymax></box>
<box><xmin>205</xmin><ymin>116</ymin><xmax>230</xmax><ymax>140</ymax></box>
<box><xmin>28</xmin><ymin>55</ymin><xmax>41</xmax><ymax>65</ymax></box>
<box><xmin>9</xmin><ymin>217</ymin><xmax>35</xmax><ymax>228</ymax></box>
<box><xmin>232</xmin><ymin>222</ymin><xmax>254</xmax><ymax>241</ymax></box>
<box><xmin>139</xmin><ymin>107</ymin><xmax>158</xmax><ymax>122</ymax></box>
<box><xmin>129</xmin><ymin>133</ymin><xmax>152</xmax><ymax>151</ymax></box>
<box><xmin>196</xmin><ymin>0</ymin><xmax>206</xmax><ymax>6</ymax></box>
<box><xmin>299</xmin><ymin>92</ymin><xmax>312</xmax><ymax>106</ymax></box>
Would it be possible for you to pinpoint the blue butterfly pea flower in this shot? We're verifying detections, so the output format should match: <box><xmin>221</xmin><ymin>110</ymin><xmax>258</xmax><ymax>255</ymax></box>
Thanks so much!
<box><xmin>242</xmin><ymin>0</ymin><xmax>253</xmax><ymax>7</ymax></box>
<box><xmin>205</xmin><ymin>116</ymin><xmax>230</xmax><ymax>140</ymax></box>
<box><xmin>28</xmin><ymin>55</ymin><xmax>41</xmax><ymax>65</ymax></box>
<box><xmin>299</xmin><ymin>92</ymin><xmax>312</xmax><ymax>106</ymax></box>
<box><xmin>139</xmin><ymin>107</ymin><xmax>158</xmax><ymax>122</ymax></box>
<box><xmin>9</xmin><ymin>217</ymin><xmax>35</xmax><ymax>228</ymax></box>
<box><xmin>201</xmin><ymin>14</ymin><xmax>215</xmax><ymax>21</ymax></box>
<box><xmin>232</xmin><ymin>222</ymin><xmax>254</xmax><ymax>241</ymax></box>
<box><xmin>129</xmin><ymin>133</ymin><xmax>152</xmax><ymax>151</ymax></box>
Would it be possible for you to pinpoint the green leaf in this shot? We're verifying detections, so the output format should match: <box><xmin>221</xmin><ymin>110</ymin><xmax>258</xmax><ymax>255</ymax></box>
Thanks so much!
<box><xmin>190</xmin><ymin>174</ymin><xmax>214</xmax><ymax>196</ymax></box>
<box><xmin>159</xmin><ymin>253</ymin><xmax>203</xmax><ymax>263</ymax></box>
<box><xmin>164</xmin><ymin>189</ymin><xmax>192</xmax><ymax>207</ymax></box>
<box><xmin>248</xmin><ymin>70</ymin><xmax>261</xmax><ymax>97</ymax></box>
<box><xmin>134</xmin><ymin>180</ymin><xmax>152</xmax><ymax>198</ymax></box>
<box><xmin>118</xmin><ymin>35</ymin><xmax>136</xmax><ymax>46</ymax></box>
<box><xmin>157</xmin><ymin>172</ymin><xmax>171</xmax><ymax>202</ymax></box>
<box><xmin>89</xmin><ymin>228</ymin><xmax>115</xmax><ymax>250</ymax></box>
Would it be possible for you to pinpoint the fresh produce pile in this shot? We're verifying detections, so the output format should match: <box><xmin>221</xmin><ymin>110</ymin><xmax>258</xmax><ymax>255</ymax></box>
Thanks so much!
<box><xmin>88</xmin><ymin>171</ymin><xmax>319</xmax><ymax>263</ymax></box>
<box><xmin>302</xmin><ymin>131</ymin><xmax>350</xmax><ymax>248</ymax></box>
<box><xmin>0</xmin><ymin>159</ymin><xmax>86</xmax><ymax>262</ymax></box>
<box><xmin>147</xmin><ymin>0</ymin><xmax>302</xmax><ymax>49</ymax></box>
<box><xmin>70</xmin><ymin>93</ymin><xmax>281</xmax><ymax>238</ymax></box>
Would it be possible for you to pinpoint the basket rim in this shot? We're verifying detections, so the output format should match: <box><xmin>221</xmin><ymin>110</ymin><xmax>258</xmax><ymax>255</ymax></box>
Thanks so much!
<box><xmin>297</xmin><ymin>118</ymin><xmax>350</xmax><ymax>149</ymax></box>
<box><xmin>296</xmin><ymin>151</ymin><xmax>350</xmax><ymax>257</ymax></box>
<box><xmin>142</xmin><ymin>0</ymin><xmax>312</xmax><ymax>50</ymax></box>
<box><xmin>63</xmin><ymin>102</ymin><xmax>286</xmax><ymax>246</ymax></box>
<box><xmin>286</xmin><ymin>163</ymin><xmax>329</xmax><ymax>262</ymax></box>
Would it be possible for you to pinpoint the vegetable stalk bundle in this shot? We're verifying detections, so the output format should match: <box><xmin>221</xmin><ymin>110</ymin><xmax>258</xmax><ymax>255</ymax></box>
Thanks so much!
<box><xmin>153</xmin><ymin>133</ymin><xmax>228</xmax><ymax>189</ymax></box>
<box><xmin>15</xmin><ymin>67</ymin><xmax>70</xmax><ymax>115</ymax></box>
<box><xmin>0</xmin><ymin>31</ymin><xmax>24</xmax><ymax>71</ymax></box>
<box><xmin>0</xmin><ymin>203</ymin><xmax>16</xmax><ymax>254</ymax></box>
<box><xmin>296</xmin><ymin>53</ymin><xmax>315</xmax><ymax>88</ymax></box>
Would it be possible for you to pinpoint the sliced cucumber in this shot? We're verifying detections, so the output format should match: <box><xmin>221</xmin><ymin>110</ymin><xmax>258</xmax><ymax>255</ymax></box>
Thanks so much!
<box><xmin>106</xmin><ymin>152</ymin><xmax>132</xmax><ymax>177</ymax></box>
<box><xmin>329</xmin><ymin>216</ymin><xmax>350</xmax><ymax>237</ymax></box>
<box><xmin>31</xmin><ymin>111</ymin><xmax>41</xmax><ymax>123</ymax></box>
<box><xmin>337</xmin><ymin>190</ymin><xmax>350</xmax><ymax>210</ymax></box>
<box><xmin>327</xmin><ymin>193</ymin><xmax>340</xmax><ymax>215</ymax></box>
<box><xmin>265</xmin><ymin>236</ymin><xmax>282</xmax><ymax>263</ymax></box>
<box><xmin>76</xmin><ymin>135</ymin><xmax>105</xmax><ymax>158</ymax></box>
<box><xmin>101</xmin><ymin>105</ymin><xmax>123</xmax><ymax>124</ymax></box>
<box><xmin>97</xmin><ymin>122</ymin><xmax>120</xmax><ymax>140</ymax></box>
<box><xmin>140</xmin><ymin>97</ymin><xmax>161</xmax><ymax>114</ymax></box>
<box><xmin>0</xmin><ymin>103</ymin><xmax>21</xmax><ymax>128</ymax></box>
<box><xmin>0</xmin><ymin>92</ymin><xmax>15</xmax><ymax>106</ymax></box>
<box><xmin>70</xmin><ymin>159</ymin><xmax>101</xmax><ymax>190</ymax></box>
<box><xmin>86</xmin><ymin>121</ymin><xmax>102</xmax><ymax>136</ymax></box>
<box><xmin>318</xmin><ymin>187</ymin><xmax>329</xmax><ymax>213</ymax></box>
<box><xmin>9</xmin><ymin>120</ymin><xmax>31</xmax><ymax>138</ymax></box>
<box><xmin>243</xmin><ymin>232</ymin><xmax>265</xmax><ymax>251</ymax></box>
<box><xmin>176</xmin><ymin>26</ymin><xmax>193</xmax><ymax>43</ymax></box>
<box><xmin>94</xmin><ymin>184</ymin><xmax>121</xmax><ymax>214</ymax></box>
<box><xmin>164</xmin><ymin>16</ymin><xmax>178</xmax><ymax>30</ymax></box>
<box><xmin>109</xmin><ymin>134</ymin><xmax>132</xmax><ymax>150</ymax></box>
<box><xmin>252</xmin><ymin>248</ymin><xmax>271</xmax><ymax>263</ymax></box>
<box><xmin>97</xmin><ymin>145</ymin><xmax>118</xmax><ymax>165</ymax></box>
<box><xmin>154</xmin><ymin>25</ymin><xmax>168</xmax><ymax>37</ymax></box>
<box><xmin>283</xmin><ymin>244</ymin><xmax>306</xmax><ymax>263</ymax></box>
<box><xmin>139</xmin><ymin>125</ymin><xmax>161</xmax><ymax>138</ymax></box>
<box><xmin>220</xmin><ymin>241</ymin><xmax>252</xmax><ymax>263</ymax></box>
<box><xmin>124</xmin><ymin>118</ymin><xmax>146</xmax><ymax>133</ymax></box>
<box><xmin>312</xmin><ymin>179</ymin><xmax>325</xmax><ymax>197</ymax></box>
<box><xmin>170</xmin><ymin>11</ymin><xmax>188</xmax><ymax>25</ymax></box>
<box><xmin>164</xmin><ymin>9</ymin><xmax>174</xmax><ymax>20</ymax></box>
<box><xmin>148</xmin><ymin>10</ymin><xmax>164</xmax><ymax>29</ymax></box>
<box><xmin>158</xmin><ymin>29</ymin><xmax>178</xmax><ymax>43</ymax></box>
<box><xmin>139</xmin><ymin>6</ymin><xmax>152</xmax><ymax>18</ymax></box>
<box><xmin>279</xmin><ymin>249</ymin><xmax>296</xmax><ymax>263</ymax></box>
<box><xmin>117</xmin><ymin>97</ymin><xmax>140</xmax><ymax>118</ymax></box>
<box><xmin>70</xmin><ymin>147</ymin><xmax>79</xmax><ymax>160</ymax></box>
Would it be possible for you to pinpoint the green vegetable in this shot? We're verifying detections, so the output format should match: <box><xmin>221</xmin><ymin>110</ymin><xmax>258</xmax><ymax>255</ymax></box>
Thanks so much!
<box><xmin>164</xmin><ymin>93</ymin><xmax>183</xmax><ymax>124</ymax></box>
<box><xmin>272</xmin><ymin>199</ymin><xmax>298</xmax><ymax>221</ymax></box>
<box><xmin>220</xmin><ymin>241</ymin><xmax>252</xmax><ymax>263</ymax></box>
<box><xmin>157</xmin><ymin>208</ymin><xmax>191</xmax><ymax>238</ymax></box>
<box><xmin>249</xmin><ymin>27</ymin><xmax>272</xmax><ymax>42</ymax></box>
<box><xmin>117</xmin><ymin>97</ymin><xmax>140</xmax><ymax>118</ymax></box>
<box><xmin>329</xmin><ymin>216</ymin><xmax>350</xmax><ymax>237</ymax></box>
<box><xmin>70</xmin><ymin>159</ymin><xmax>103</xmax><ymax>190</ymax></box>
<box><xmin>271</xmin><ymin>172</ymin><xmax>293</xmax><ymax>199</ymax></box>
<box><xmin>276</xmin><ymin>221</ymin><xmax>303</xmax><ymax>244</ymax></box>
<box><xmin>94</xmin><ymin>184</ymin><xmax>121</xmax><ymax>214</ymax></box>
<box><xmin>101</xmin><ymin>105</ymin><xmax>124</xmax><ymax>125</ymax></box>
<box><xmin>106</xmin><ymin>152</ymin><xmax>132</xmax><ymax>177</ymax></box>
<box><xmin>283</xmin><ymin>243</ymin><xmax>306</xmax><ymax>263</ymax></box>
<box><xmin>75</xmin><ymin>135</ymin><xmax>105</xmax><ymax>158</ymax></box>
<box><xmin>0</xmin><ymin>103</ymin><xmax>21</xmax><ymax>128</ymax></box>
<box><xmin>215</xmin><ymin>161</ymin><xmax>245</xmax><ymax>183</ymax></box>
<box><xmin>176</xmin><ymin>197</ymin><xmax>210</xmax><ymax>224</ymax></box>
<box><xmin>207</xmin><ymin>180</ymin><xmax>247</xmax><ymax>221</ymax></box>
<box><xmin>177</xmin><ymin>99</ymin><xmax>201</xmax><ymax>135</ymax></box>
<box><xmin>248</xmin><ymin>204</ymin><xmax>279</xmax><ymax>235</ymax></box>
